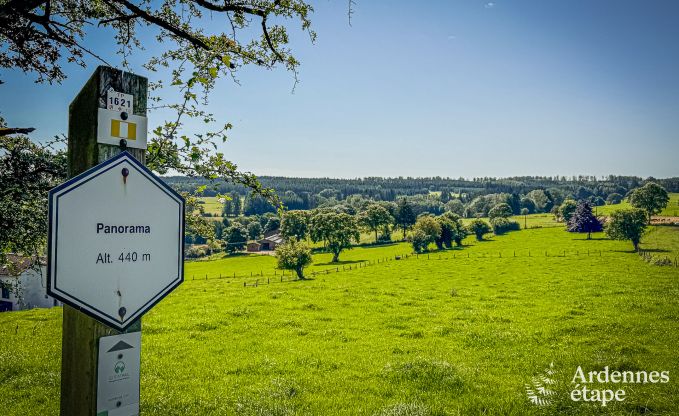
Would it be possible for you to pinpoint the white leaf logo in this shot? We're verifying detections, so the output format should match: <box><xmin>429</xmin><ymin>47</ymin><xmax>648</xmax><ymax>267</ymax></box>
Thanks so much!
<box><xmin>526</xmin><ymin>362</ymin><xmax>557</xmax><ymax>406</ymax></box>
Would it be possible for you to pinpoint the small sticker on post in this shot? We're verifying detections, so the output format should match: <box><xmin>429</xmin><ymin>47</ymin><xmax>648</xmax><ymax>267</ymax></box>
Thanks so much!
<box><xmin>107</xmin><ymin>88</ymin><xmax>133</xmax><ymax>113</ymax></box>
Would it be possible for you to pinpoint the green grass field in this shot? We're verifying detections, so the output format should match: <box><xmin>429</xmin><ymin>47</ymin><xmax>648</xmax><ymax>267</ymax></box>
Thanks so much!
<box><xmin>595</xmin><ymin>193</ymin><xmax>679</xmax><ymax>217</ymax></box>
<box><xmin>198</xmin><ymin>196</ymin><xmax>226</xmax><ymax>216</ymax></box>
<box><xmin>2</xmin><ymin>222</ymin><xmax>679</xmax><ymax>415</ymax></box>
<box><xmin>659</xmin><ymin>193</ymin><xmax>679</xmax><ymax>217</ymax></box>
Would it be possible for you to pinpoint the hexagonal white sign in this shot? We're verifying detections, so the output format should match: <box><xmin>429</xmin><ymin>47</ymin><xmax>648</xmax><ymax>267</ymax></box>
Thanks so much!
<box><xmin>47</xmin><ymin>151</ymin><xmax>184</xmax><ymax>330</ymax></box>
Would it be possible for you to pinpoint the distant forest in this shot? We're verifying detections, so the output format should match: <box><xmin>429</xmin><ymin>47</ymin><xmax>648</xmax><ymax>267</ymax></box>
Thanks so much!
<box><xmin>165</xmin><ymin>174</ymin><xmax>679</xmax><ymax>215</ymax></box>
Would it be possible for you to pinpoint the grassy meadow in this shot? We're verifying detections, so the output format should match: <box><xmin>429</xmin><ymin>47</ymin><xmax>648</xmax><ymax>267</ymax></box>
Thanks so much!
<box><xmin>2</xmin><ymin>211</ymin><xmax>679</xmax><ymax>415</ymax></box>
<box><xmin>659</xmin><ymin>193</ymin><xmax>679</xmax><ymax>217</ymax></box>
<box><xmin>198</xmin><ymin>196</ymin><xmax>227</xmax><ymax>218</ymax></box>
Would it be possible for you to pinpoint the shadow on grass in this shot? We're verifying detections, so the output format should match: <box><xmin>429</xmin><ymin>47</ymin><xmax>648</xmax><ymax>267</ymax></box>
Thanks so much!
<box><xmin>216</xmin><ymin>252</ymin><xmax>252</xmax><ymax>259</ymax></box>
<box><xmin>642</xmin><ymin>248</ymin><xmax>671</xmax><ymax>253</ymax></box>
<box><xmin>356</xmin><ymin>242</ymin><xmax>399</xmax><ymax>248</ymax></box>
<box><xmin>314</xmin><ymin>259</ymin><xmax>368</xmax><ymax>266</ymax></box>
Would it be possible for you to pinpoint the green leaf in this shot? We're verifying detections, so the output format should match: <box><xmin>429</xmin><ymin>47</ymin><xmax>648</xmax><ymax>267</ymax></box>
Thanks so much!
<box><xmin>208</xmin><ymin>67</ymin><xmax>218</xmax><ymax>79</ymax></box>
<box><xmin>221</xmin><ymin>55</ymin><xmax>231</xmax><ymax>67</ymax></box>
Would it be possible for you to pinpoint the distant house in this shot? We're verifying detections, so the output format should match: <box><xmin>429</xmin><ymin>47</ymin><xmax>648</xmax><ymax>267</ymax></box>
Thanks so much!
<box><xmin>0</xmin><ymin>255</ymin><xmax>60</xmax><ymax>312</ymax></box>
<box><xmin>246</xmin><ymin>241</ymin><xmax>261</xmax><ymax>252</ymax></box>
<box><xmin>259</xmin><ymin>232</ymin><xmax>284</xmax><ymax>251</ymax></box>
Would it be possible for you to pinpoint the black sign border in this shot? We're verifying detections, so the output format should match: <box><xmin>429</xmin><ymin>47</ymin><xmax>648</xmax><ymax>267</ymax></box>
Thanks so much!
<box><xmin>47</xmin><ymin>151</ymin><xmax>185</xmax><ymax>331</ymax></box>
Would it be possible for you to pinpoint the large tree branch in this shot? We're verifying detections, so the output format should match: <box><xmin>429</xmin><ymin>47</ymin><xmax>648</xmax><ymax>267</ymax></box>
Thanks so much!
<box><xmin>189</xmin><ymin>0</ymin><xmax>285</xmax><ymax>63</ymax></box>
<box><xmin>108</xmin><ymin>0</ymin><xmax>212</xmax><ymax>51</ymax></box>
<box><xmin>260</xmin><ymin>14</ymin><xmax>285</xmax><ymax>64</ymax></box>
<box><xmin>0</xmin><ymin>0</ymin><xmax>48</xmax><ymax>17</ymax></box>
<box><xmin>0</xmin><ymin>127</ymin><xmax>36</xmax><ymax>136</ymax></box>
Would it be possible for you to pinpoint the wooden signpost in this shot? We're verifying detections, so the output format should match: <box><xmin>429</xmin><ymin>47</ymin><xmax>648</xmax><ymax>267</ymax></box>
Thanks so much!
<box><xmin>48</xmin><ymin>66</ymin><xmax>184</xmax><ymax>415</ymax></box>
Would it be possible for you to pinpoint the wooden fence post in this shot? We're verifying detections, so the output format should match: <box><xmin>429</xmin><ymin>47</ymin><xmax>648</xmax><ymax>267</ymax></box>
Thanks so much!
<box><xmin>60</xmin><ymin>66</ymin><xmax>146</xmax><ymax>415</ymax></box>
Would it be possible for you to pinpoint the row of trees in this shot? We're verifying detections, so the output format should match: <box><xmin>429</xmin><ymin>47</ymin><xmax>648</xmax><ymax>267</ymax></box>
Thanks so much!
<box><xmin>274</xmin><ymin>204</ymin><xmax>524</xmax><ymax>279</ymax></box>
<box><xmin>557</xmin><ymin>182</ymin><xmax>670</xmax><ymax>250</ymax></box>
<box><xmin>272</xmin><ymin>182</ymin><xmax>671</xmax><ymax>279</ymax></box>
<box><xmin>168</xmin><ymin>174</ymin><xmax>676</xmax><ymax>203</ymax></box>
<box><xmin>211</xmin><ymin>186</ymin><xmax>628</xmax><ymax>218</ymax></box>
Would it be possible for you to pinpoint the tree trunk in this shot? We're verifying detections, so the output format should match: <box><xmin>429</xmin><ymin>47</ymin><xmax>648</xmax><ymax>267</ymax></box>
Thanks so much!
<box><xmin>295</xmin><ymin>267</ymin><xmax>305</xmax><ymax>280</ymax></box>
<box><xmin>332</xmin><ymin>252</ymin><xmax>340</xmax><ymax>262</ymax></box>
<box><xmin>402</xmin><ymin>226</ymin><xmax>406</xmax><ymax>240</ymax></box>
<box><xmin>587</xmin><ymin>231</ymin><xmax>591</xmax><ymax>240</ymax></box>
<box><xmin>375</xmin><ymin>229</ymin><xmax>378</xmax><ymax>242</ymax></box>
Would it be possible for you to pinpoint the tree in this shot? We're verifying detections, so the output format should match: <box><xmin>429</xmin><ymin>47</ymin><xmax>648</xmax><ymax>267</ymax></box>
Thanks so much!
<box><xmin>519</xmin><ymin>207</ymin><xmax>529</xmax><ymax>229</ymax></box>
<box><xmin>520</xmin><ymin>197</ymin><xmax>536</xmax><ymax>214</ymax></box>
<box><xmin>410</xmin><ymin>229</ymin><xmax>431</xmax><ymax>253</ymax></box>
<box><xmin>490</xmin><ymin>217</ymin><xmax>520</xmax><ymax>235</ymax></box>
<box><xmin>410</xmin><ymin>215</ymin><xmax>441</xmax><ymax>252</ymax></box>
<box><xmin>448</xmin><ymin>213</ymin><xmax>469</xmax><ymax>246</ymax></box>
<box><xmin>445</xmin><ymin>199</ymin><xmax>465</xmax><ymax>216</ymax></box>
<box><xmin>575</xmin><ymin>186</ymin><xmax>593</xmax><ymax>200</ymax></box>
<box><xmin>606</xmin><ymin>208</ymin><xmax>647</xmax><ymax>251</ymax></box>
<box><xmin>244</xmin><ymin>194</ymin><xmax>277</xmax><ymax>216</ymax></box>
<box><xmin>275</xmin><ymin>238</ymin><xmax>312</xmax><ymax>279</ymax></box>
<box><xmin>247</xmin><ymin>221</ymin><xmax>262</xmax><ymax>240</ymax></box>
<box><xmin>526</xmin><ymin>189</ymin><xmax>552</xmax><ymax>213</ymax></box>
<box><xmin>280</xmin><ymin>210</ymin><xmax>311</xmax><ymax>240</ymax></box>
<box><xmin>0</xmin><ymin>134</ymin><xmax>66</xmax><ymax>270</ymax></box>
<box><xmin>309</xmin><ymin>211</ymin><xmax>359</xmax><ymax>262</ymax></box>
<box><xmin>224</xmin><ymin>225</ymin><xmax>247</xmax><ymax>254</ymax></box>
<box><xmin>567</xmin><ymin>200</ymin><xmax>603</xmax><ymax>239</ymax></box>
<box><xmin>221</xmin><ymin>193</ymin><xmax>242</xmax><ymax>217</ymax></box>
<box><xmin>629</xmin><ymin>182</ymin><xmax>669</xmax><ymax>223</ymax></box>
<box><xmin>435</xmin><ymin>216</ymin><xmax>454</xmax><ymax>249</ymax></box>
<box><xmin>488</xmin><ymin>203</ymin><xmax>512</xmax><ymax>220</ymax></box>
<box><xmin>468</xmin><ymin>219</ymin><xmax>491</xmax><ymax>241</ymax></box>
<box><xmin>1</xmin><ymin>0</ymin><xmax>315</xmax><ymax>204</ymax></box>
<box><xmin>439</xmin><ymin>189</ymin><xmax>452</xmax><ymax>203</ymax></box>
<box><xmin>606</xmin><ymin>193</ymin><xmax>623</xmax><ymax>205</ymax></box>
<box><xmin>558</xmin><ymin>199</ymin><xmax>578</xmax><ymax>223</ymax></box>
<box><xmin>435</xmin><ymin>212</ymin><xmax>467</xmax><ymax>248</ymax></box>
<box><xmin>590</xmin><ymin>196</ymin><xmax>605</xmax><ymax>207</ymax></box>
<box><xmin>359</xmin><ymin>203</ymin><xmax>393</xmax><ymax>243</ymax></box>
<box><xmin>394</xmin><ymin>198</ymin><xmax>417</xmax><ymax>239</ymax></box>
<box><xmin>264</xmin><ymin>216</ymin><xmax>281</xmax><ymax>234</ymax></box>
<box><xmin>326</xmin><ymin>213</ymin><xmax>360</xmax><ymax>262</ymax></box>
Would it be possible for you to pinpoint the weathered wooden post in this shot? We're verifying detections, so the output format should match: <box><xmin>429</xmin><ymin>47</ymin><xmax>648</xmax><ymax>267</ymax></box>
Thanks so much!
<box><xmin>48</xmin><ymin>66</ymin><xmax>184</xmax><ymax>415</ymax></box>
<box><xmin>60</xmin><ymin>66</ymin><xmax>147</xmax><ymax>415</ymax></box>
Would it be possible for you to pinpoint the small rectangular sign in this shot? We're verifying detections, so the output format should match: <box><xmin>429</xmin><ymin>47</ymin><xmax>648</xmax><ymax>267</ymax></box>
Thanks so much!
<box><xmin>97</xmin><ymin>332</ymin><xmax>141</xmax><ymax>416</ymax></box>
<box><xmin>97</xmin><ymin>108</ymin><xmax>147</xmax><ymax>149</ymax></box>
<box><xmin>107</xmin><ymin>89</ymin><xmax>134</xmax><ymax>113</ymax></box>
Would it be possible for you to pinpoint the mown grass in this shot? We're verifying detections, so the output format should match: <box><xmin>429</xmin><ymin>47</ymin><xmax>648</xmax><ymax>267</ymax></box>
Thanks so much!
<box><xmin>596</xmin><ymin>193</ymin><xmax>679</xmax><ymax>217</ymax></box>
<box><xmin>641</xmin><ymin>226</ymin><xmax>679</xmax><ymax>259</ymax></box>
<box><xmin>198</xmin><ymin>196</ymin><xmax>226</xmax><ymax>216</ymax></box>
<box><xmin>659</xmin><ymin>193</ymin><xmax>679</xmax><ymax>217</ymax></box>
<box><xmin>2</xmin><ymin>223</ymin><xmax>679</xmax><ymax>415</ymax></box>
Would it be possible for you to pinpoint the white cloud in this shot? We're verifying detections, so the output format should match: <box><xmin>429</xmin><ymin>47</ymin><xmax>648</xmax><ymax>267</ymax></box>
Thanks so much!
<box><xmin>485</xmin><ymin>2</ymin><xmax>496</xmax><ymax>9</ymax></box>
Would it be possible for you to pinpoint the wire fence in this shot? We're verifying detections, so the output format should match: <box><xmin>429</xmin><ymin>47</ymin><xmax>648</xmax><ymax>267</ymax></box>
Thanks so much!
<box><xmin>638</xmin><ymin>248</ymin><xmax>679</xmax><ymax>267</ymax></box>
<box><xmin>185</xmin><ymin>248</ymin><xmax>679</xmax><ymax>288</ymax></box>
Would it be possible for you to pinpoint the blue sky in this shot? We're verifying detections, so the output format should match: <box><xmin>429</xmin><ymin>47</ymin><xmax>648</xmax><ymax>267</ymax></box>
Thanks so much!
<box><xmin>2</xmin><ymin>0</ymin><xmax>678</xmax><ymax>178</ymax></box>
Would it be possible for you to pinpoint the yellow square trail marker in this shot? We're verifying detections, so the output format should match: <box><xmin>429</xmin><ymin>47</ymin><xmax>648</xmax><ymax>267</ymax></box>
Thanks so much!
<box><xmin>96</xmin><ymin>88</ymin><xmax>147</xmax><ymax>149</ymax></box>
<box><xmin>111</xmin><ymin>119</ymin><xmax>137</xmax><ymax>140</ymax></box>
